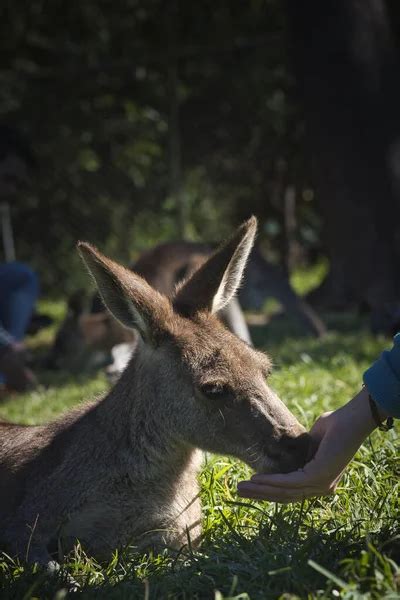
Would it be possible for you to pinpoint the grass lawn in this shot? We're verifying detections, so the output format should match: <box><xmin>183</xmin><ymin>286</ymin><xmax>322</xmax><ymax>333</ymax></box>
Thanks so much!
<box><xmin>0</xmin><ymin>301</ymin><xmax>399</xmax><ymax>599</ymax></box>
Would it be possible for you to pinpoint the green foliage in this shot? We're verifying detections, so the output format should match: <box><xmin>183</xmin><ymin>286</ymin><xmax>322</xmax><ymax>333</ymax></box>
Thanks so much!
<box><xmin>1</xmin><ymin>1</ymin><xmax>323</xmax><ymax>293</ymax></box>
<box><xmin>290</xmin><ymin>259</ymin><xmax>329</xmax><ymax>297</ymax></box>
<box><xmin>0</xmin><ymin>306</ymin><xmax>398</xmax><ymax>598</ymax></box>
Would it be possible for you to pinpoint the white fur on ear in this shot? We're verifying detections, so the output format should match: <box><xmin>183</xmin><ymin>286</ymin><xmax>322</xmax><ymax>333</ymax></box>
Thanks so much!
<box><xmin>77</xmin><ymin>241</ymin><xmax>163</xmax><ymax>342</ymax></box>
<box><xmin>172</xmin><ymin>216</ymin><xmax>257</xmax><ymax>317</ymax></box>
<box><xmin>211</xmin><ymin>222</ymin><xmax>255</xmax><ymax>313</ymax></box>
<box><xmin>126</xmin><ymin>301</ymin><xmax>149</xmax><ymax>338</ymax></box>
<box><xmin>84</xmin><ymin>261</ymin><xmax>149</xmax><ymax>338</ymax></box>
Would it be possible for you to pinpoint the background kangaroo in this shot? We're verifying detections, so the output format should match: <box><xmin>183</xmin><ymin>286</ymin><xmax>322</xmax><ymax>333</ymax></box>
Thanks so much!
<box><xmin>0</xmin><ymin>217</ymin><xmax>310</xmax><ymax>568</ymax></box>
<box><xmin>48</xmin><ymin>242</ymin><xmax>251</xmax><ymax>372</ymax></box>
<box><xmin>49</xmin><ymin>236</ymin><xmax>325</xmax><ymax>372</ymax></box>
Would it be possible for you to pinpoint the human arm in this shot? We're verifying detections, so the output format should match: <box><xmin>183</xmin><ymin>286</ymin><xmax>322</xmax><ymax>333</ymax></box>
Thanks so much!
<box><xmin>237</xmin><ymin>386</ymin><xmax>383</xmax><ymax>502</ymax></box>
<box><xmin>237</xmin><ymin>332</ymin><xmax>400</xmax><ymax>502</ymax></box>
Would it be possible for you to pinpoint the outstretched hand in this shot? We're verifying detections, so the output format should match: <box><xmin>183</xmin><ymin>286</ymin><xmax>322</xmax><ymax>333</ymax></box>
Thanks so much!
<box><xmin>237</xmin><ymin>387</ymin><xmax>380</xmax><ymax>502</ymax></box>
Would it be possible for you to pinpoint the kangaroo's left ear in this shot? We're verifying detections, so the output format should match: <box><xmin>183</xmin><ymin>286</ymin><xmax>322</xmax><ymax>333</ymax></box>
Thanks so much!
<box><xmin>78</xmin><ymin>242</ymin><xmax>173</xmax><ymax>343</ymax></box>
<box><xmin>173</xmin><ymin>216</ymin><xmax>257</xmax><ymax>316</ymax></box>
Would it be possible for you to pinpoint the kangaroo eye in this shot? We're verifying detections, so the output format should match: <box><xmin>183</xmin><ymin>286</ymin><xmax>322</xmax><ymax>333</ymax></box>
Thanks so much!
<box><xmin>200</xmin><ymin>383</ymin><xmax>232</xmax><ymax>400</ymax></box>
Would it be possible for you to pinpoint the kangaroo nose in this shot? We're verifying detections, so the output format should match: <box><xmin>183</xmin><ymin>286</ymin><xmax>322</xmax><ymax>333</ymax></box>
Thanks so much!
<box><xmin>282</xmin><ymin>431</ymin><xmax>310</xmax><ymax>456</ymax></box>
<box><xmin>278</xmin><ymin>431</ymin><xmax>314</xmax><ymax>471</ymax></box>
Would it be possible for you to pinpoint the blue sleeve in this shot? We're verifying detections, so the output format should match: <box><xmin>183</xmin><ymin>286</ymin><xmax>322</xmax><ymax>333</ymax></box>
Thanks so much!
<box><xmin>363</xmin><ymin>333</ymin><xmax>400</xmax><ymax>418</ymax></box>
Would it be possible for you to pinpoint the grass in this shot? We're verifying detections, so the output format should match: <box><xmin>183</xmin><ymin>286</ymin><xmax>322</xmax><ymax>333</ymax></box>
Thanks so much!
<box><xmin>0</xmin><ymin>301</ymin><xmax>399</xmax><ymax>599</ymax></box>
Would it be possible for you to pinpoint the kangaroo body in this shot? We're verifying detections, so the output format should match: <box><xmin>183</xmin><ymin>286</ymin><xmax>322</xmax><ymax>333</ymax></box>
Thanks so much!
<box><xmin>1</xmin><ymin>348</ymin><xmax>202</xmax><ymax>561</ymax></box>
<box><xmin>0</xmin><ymin>218</ymin><xmax>310</xmax><ymax>567</ymax></box>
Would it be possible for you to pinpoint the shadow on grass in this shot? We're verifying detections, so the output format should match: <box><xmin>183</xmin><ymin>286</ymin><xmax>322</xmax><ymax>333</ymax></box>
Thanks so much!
<box><xmin>250</xmin><ymin>311</ymin><xmax>390</xmax><ymax>369</ymax></box>
<box><xmin>37</xmin><ymin>368</ymin><xmax>108</xmax><ymax>391</ymax></box>
<box><xmin>1</xmin><ymin>515</ymin><xmax>398</xmax><ymax>600</ymax></box>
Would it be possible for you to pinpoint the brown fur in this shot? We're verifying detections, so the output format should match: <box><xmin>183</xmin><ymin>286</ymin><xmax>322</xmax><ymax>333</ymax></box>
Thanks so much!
<box><xmin>50</xmin><ymin>242</ymin><xmax>251</xmax><ymax>370</ymax></box>
<box><xmin>0</xmin><ymin>217</ymin><xmax>310</xmax><ymax>567</ymax></box>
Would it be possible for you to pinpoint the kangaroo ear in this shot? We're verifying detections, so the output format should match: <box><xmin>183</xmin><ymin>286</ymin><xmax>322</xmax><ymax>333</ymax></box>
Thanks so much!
<box><xmin>173</xmin><ymin>216</ymin><xmax>257</xmax><ymax>316</ymax></box>
<box><xmin>78</xmin><ymin>242</ymin><xmax>171</xmax><ymax>342</ymax></box>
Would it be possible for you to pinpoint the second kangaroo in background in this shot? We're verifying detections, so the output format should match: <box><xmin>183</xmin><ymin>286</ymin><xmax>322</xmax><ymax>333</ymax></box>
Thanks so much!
<box><xmin>0</xmin><ymin>217</ymin><xmax>310</xmax><ymax>569</ymax></box>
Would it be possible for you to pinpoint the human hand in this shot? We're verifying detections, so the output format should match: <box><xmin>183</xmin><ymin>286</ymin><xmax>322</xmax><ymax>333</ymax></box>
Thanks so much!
<box><xmin>237</xmin><ymin>387</ymin><xmax>380</xmax><ymax>502</ymax></box>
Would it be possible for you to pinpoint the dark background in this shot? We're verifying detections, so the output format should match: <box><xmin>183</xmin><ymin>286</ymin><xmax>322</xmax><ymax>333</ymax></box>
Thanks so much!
<box><xmin>2</xmin><ymin>0</ymin><xmax>400</xmax><ymax>328</ymax></box>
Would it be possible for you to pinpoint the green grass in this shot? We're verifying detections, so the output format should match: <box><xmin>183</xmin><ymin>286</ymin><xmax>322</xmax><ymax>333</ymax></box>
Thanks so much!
<box><xmin>0</xmin><ymin>302</ymin><xmax>399</xmax><ymax>599</ymax></box>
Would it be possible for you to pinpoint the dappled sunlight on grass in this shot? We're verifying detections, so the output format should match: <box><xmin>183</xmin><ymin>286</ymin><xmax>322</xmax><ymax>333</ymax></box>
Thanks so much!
<box><xmin>0</xmin><ymin>302</ymin><xmax>399</xmax><ymax>599</ymax></box>
<box><xmin>0</xmin><ymin>372</ymin><xmax>109</xmax><ymax>425</ymax></box>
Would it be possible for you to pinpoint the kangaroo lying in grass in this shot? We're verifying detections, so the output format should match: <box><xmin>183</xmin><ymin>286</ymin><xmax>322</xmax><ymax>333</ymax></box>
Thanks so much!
<box><xmin>49</xmin><ymin>241</ymin><xmax>251</xmax><ymax>373</ymax></box>
<box><xmin>0</xmin><ymin>217</ymin><xmax>310</xmax><ymax>568</ymax></box>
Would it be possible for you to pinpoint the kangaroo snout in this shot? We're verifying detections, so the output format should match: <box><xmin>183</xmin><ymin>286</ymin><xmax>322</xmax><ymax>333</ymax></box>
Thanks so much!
<box><xmin>278</xmin><ymin>430</ymin><xmax>312</xmax><ymax>471</ymax></box>
<box><xmin>263</xmin><ymin>424</ymin><xmax>313</xmax><ymax>474</ymax></box>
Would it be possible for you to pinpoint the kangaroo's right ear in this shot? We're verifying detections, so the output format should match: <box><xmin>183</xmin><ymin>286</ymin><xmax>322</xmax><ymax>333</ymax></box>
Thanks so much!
<box><xmin>77</xmin><ymin>242</ymin><xmax>172</xmax><ymax>342</ymax></box>
<box><xmin>173</xmin><ymin>217</ymin><xmax>257</xmax><ymax>317</ymax></box>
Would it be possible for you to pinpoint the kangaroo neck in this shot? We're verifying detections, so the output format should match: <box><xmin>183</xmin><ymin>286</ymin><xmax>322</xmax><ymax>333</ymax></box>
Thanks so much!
<box><xmin>96</xmin><ymin>342</ymin><xmax>196</xmax><ymax>482</ymax></box>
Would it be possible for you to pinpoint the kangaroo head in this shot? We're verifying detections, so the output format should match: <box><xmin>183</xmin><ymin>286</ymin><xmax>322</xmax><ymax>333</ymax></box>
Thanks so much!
<box><xmin>78</xmin><ymin>217</ymin><xmax>310</xmax><ymax>474</ymax></box>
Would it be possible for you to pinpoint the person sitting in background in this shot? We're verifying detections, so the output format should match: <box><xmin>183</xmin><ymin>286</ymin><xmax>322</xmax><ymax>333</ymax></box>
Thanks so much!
<box><xmin>0</xmin><ymin>125</ymin><xmax>39</xmax><ymax>393</ymax></box>
<box><xmin>238</xmin><ymin>336</ymin><xmax>398</xmax><ymax>502</ymax></box>
<box><xmin>0</xmin><ymin>262</ymin><xmax>39</xmax><ymax>391</ymax></box>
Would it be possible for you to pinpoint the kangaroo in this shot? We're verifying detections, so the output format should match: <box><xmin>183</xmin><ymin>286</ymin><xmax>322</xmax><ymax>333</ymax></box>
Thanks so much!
<box><xmin>49</xmin><ymin>234</ymin><xmax>327</xmax><ymax>372</ymax></box>
<box><xmin>48</xmin><ymin>243</ymin><xmax>251</xmax><ymax>372</ymax></box>
<box><xmin>0</xmin><ymin>217</ymin><xmax>310</xmax><ymax>568</ymax></box>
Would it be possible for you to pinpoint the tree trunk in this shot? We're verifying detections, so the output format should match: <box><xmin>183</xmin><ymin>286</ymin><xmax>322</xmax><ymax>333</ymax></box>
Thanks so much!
<box><xmin>286</xmin><ymin>0</ymin><xmax>400</xmax><ymax>326</ymax></box>
<box><xmin>167</xmin><ymin>2</ymin><xmax>188</xmax><ymax>240</ymax></box>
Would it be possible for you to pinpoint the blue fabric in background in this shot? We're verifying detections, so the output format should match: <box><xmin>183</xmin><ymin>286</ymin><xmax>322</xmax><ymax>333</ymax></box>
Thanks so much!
<box><xmin>0</xmin><ymin>261</ymin><xmax>39</xmax><ymax>383</ymax></box>
<box><xmin>364</xmin><ymin>333</ymin><xmax>400</xmax><ymax>418</ymax></box>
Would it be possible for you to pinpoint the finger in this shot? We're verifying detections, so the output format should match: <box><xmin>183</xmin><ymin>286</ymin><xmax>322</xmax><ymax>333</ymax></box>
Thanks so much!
<box><xmin>237</xmin><ymin>482</ymin><xmax>313</xmax><ymax>502</ymax></box>
<box><xmin>237</xmin><ymin>487</ymin><xmax>292</xmax><ymax>503</ymax></box>
<box><xmin>250</xmin><ymin>469</ymin><xmax>313</xmax><ymax>488</ymax></box>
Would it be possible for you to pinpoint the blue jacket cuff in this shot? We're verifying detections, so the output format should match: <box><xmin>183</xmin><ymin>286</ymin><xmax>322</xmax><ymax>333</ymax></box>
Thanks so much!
<box><xmin>363</xmin><ymin>333</ymin><xmax>400</xmax><ymax>418</ymax></box>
